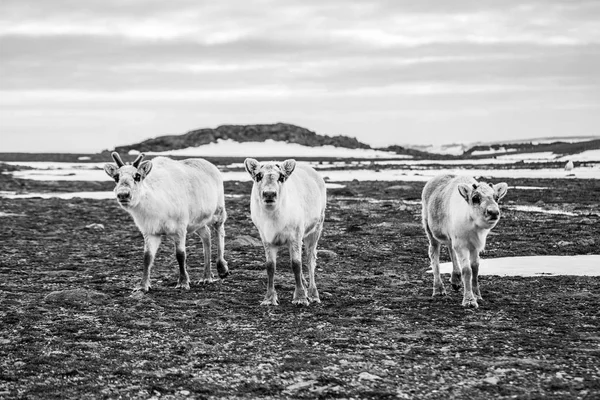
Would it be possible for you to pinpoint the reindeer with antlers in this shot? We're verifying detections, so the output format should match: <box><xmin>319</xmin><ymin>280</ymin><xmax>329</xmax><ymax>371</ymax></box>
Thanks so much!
<box><xmin>104</xmin><ymin>152</ymin><xmax>229</xmax><ymax>292</ymax></box>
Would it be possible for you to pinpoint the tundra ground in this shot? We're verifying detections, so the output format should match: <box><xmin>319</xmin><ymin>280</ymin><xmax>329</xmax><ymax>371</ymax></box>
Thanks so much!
<box><xmin>1</xmin><ymin>172</ymin><xmax>599</xmax><ymax>399</ymax></box>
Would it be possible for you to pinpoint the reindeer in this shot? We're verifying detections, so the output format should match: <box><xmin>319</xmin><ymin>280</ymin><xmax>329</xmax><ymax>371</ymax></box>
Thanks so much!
<box><xmin>104</xmin><ymin>152</ymin><xmax>228</xmax><ymax>291</ymax></box>
<box><xmin>244</xmin><ymin>158</ymin><xmax>326</xmax><ymax>306</ymax></box>
<box><xmin>422</xmin><ymin>174</ymin><xmax>508</xmax><ymax>308</ymax></box>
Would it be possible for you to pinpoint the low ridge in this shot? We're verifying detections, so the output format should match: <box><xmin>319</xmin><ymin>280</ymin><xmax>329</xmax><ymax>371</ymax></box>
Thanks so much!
<box><xmin>114</xmin><ymin>123</ymin><xmax>371</xmax><ymax>153</ymax></box>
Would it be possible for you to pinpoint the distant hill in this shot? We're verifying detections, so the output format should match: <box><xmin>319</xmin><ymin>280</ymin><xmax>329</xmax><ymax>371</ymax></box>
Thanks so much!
<box><xmin>114</xmin><ymin>123</ymin><xmax>371</xmax><ymax>153</ymax></box>
<box><xmin>112</xmin><ymin>123</ymin><xmax>599</xmax><ymax>160</ymax></box>
<box><xmin>463</xmin><ymin>138</ymin><xmax>600</xmax><ymax>158</ymax></box>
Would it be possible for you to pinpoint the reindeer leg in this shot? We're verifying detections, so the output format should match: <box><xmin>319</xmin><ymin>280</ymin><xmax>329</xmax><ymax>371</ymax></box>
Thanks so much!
<box><xmin>455</xmin><ymin>246</ymin><xmax>478</xmax><ymax>308</ymax></box>
<box><xmin>173</xmin><ymin>231</ymin><xmax>190</xmax><ymax>290</ymax></box>
<box><xmin>197</xmin><ymin>226</ymin><xmax>214</xmax><ymax>284</ymax></box>
<box><xmin>291</xmin><ymin>237</ymin><xmax>309</xmax><ymax>306</ymax></box>
<box><xmin>305</xmin><ymin>224</ymin><xmax>323</xmax><ymax>303</ymax></box>
<box><xmin>213</xmin><ymin>209</ymin><xmax>229</xmax><ymax>279</ymax></box>
<box><xmin>449</xmin><ymin>247</ymin><xmax>462</xmax><ymax>291</ymax></box>
<box><xmin>135</xmin><ymin>234</ymin><xmax>161</xmax><ymax>292</ymax></box>
<box><xmin>425</xmin><ymin>224</ymin><xmax>445</xmax><ymax>297</ymax></box>
<box><xmin>261</xmin><ymin>244</ymin><xmax>279</xmax><ymax>306</ymax></box>
<box><xmin>470</xmin><ymin>249</ymin><xmax>483</xmax><ymax>301</ymax></box>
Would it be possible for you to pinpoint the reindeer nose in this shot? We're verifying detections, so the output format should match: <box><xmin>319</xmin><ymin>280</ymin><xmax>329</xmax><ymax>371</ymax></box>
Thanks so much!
<box><xmin>486</xmin><ymin>207</ymin><xmax>499</xmax><ymax>219</ymax></box>
<box><xmin>263</xmin><ymin>191</ymin><xmax>277</xmax><ymax>202</ymax></box>
<box><xmin>117</xmin><ymin>192</ymin><xmax>131</xmax><ymax>202</ymax></box>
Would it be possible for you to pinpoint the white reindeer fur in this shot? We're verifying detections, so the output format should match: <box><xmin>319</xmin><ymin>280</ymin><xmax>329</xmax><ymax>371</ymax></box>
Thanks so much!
<box><xmin>127</xmin><ymin>158</ymin><xmax>223</xmax><ymax>235</ymax></box>
<box><xmin>422</xmin><ymin>174</ymin><xmax>508</xmax><ymax>308</ymax></box>
<box><xmin>104</xmin><ymin>154</ymin><xmax>228</xmax><ymax>291</ymax></box>
<box><xmin>245</xmin><ymin>158</ymin><xmax>326</xmax><ymax>306</ymax></box>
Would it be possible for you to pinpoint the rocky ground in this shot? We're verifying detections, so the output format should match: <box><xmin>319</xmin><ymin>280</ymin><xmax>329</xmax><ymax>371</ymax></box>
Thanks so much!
<box><xmin>0</xmin><ymin>167</ymin><xmax>599</xmax><ymax>399</ymax></box>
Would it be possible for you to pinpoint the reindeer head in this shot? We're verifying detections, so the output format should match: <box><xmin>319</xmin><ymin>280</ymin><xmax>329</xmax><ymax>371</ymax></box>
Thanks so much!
<box><xmin>244</xmin><ymin>158</ymin><xmax>296</xmax><ymax>210</ymax></box>
<box><xmin>104</xmin><ymin>152</ymin><xmax>152</xmax><ymax>208</ymax></box>
<box><xmin>457</xmin><ymin>180</ymin><xmax>508</xmax><ymax>229</ymax></box>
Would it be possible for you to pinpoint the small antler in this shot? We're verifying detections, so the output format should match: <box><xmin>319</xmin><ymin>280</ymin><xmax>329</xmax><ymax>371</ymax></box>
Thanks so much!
<box><xmin>111</xmin><ymin>152</ymin><xmax>125</xmax><ymax>167</ymax></box>
<box><xmin>132</xmin><ymin>153</ymin><xmax>145</xmax><ymax>168</ymax></box>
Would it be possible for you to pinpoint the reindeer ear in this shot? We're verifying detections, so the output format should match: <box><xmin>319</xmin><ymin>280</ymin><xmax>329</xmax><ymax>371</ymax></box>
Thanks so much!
<box><xmin>281</xmin><ymin>159</ymin><xmax>296</xmax><ymax>177</ymax></box>
<box><xmin>104</xmin><ymin>164</ymin><xmax>119</xmax><ymax>178</ymax></box>
<box><xmin>457</xmin><ymin>183</ymin><xmax>472</xmax><ymax>202</ymax></box>
<box><xmin>244</xmin><ymin>158</ymin><xmax>260</xmax><ymax>178</ymax></box>
<box><xmin>138</xmin><ymin>160</ymin><xmax>152</xmax><ymax>178</ymax></box>
<box><xmin>493</xmin><ymin>182</ymin><xmax>508</xmax><ymax>200</ymax></box>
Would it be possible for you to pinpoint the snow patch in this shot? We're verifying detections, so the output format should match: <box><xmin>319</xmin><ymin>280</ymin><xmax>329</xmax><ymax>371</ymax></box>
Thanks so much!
<box><xmin>0</xmin><ymin>191</ymin><xmax>115</xmax><ymax>200</ymax></box>
<box><xmin>508</xmin><ymin>205</ymin><xmax>577</xmax><ymax>216</ymax></box>
<box><xmin>496</xmin><ymin>152</ymin><xmax>556</xmax><ymax>161</ymax></box>
<box><xmin>145</xmin><ymin>139</ymin><xmax>410</xmax><ymax>159</ymax></box>
<box><xmin>433</xmin><ymin>255</ymin><xmax>600</xmax><ymax>277</ymax></box>
<box><xmin>510</xmin><ymin>186</ymin><xmax>549</xmax><ymax>190</ymax></box>
<box><xmin>8</xmin><ymin>165</ymin><xmax>600</xmax><ymax>182</ymax></box>
<box><xmin>557</xmin><ymin>149</ymin><xmax>600</xmax><ymax>162</ymax></box>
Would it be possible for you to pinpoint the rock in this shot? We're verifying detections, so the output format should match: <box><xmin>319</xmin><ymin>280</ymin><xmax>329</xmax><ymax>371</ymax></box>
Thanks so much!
<box><xmin>557</xmin><ymin>240</ymin><xmax>573</xmax><ymax>247</ymax></box>
<box><xmin>85</xmin><ymin>223</ymin><xmax>105</xmax><ymax>231</ymax></box>
<box><xmin>385</xmin><ymin>185</ymin><xmax>412</xmax><ymax>191</ymax></box>
<box><xmin>230</xmin><ymin>235</ymin><xmax>262</xmax><ymax>247</ymax></box>
<box><xmin>317</xmin><ymin>249</ymin><xmax>338</xmax><ymax>259</ymax></box>
<box><xmin>286</xmin><ymin>380</ymin><xmax>317</xmax><ymax>391</ymax></box>
<box><xmin>44</xmin><ymin>289</ymin><xmax>108</xmax><ymax>305</ymax></box>
<box><xmin>329</xmin><ymin>187</ymin><xmax>357</xmax><ymax>197</ymax></box>
<box><xmin>577</xmin><ymin>238</ymin><xmax>595</xmax><ymax>246</ymax></box>
<box><xmin>483</xmin><ymin>376</ymin><xmax>499</xmax><ymax>385</ymax></box>
<box><xmin>358</xmin><ymin>372</ymin><xmax>381</xmax><ymax>381</ymax></box>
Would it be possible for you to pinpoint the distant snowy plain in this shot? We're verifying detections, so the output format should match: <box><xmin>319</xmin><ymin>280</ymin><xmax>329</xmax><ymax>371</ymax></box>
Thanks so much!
<box><xmin>4</xmin><ymin>140</ymin><xmax>600</xmax><ymax>182</ymax></box>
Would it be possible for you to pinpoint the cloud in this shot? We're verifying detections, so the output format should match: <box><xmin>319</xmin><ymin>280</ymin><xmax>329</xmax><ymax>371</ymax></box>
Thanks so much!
<box><xmin>1</xmin><ymin>0</ymin><xmax>599</xmax><ymax>150</ymax></box>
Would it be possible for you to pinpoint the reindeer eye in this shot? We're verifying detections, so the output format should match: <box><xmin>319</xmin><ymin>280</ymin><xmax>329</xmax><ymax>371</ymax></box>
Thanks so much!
<box><xmin>255</xmin><ymin>173</ymin><xmax>263</xmax><ymax>182</ymax></box>
<box><xmin>134</xmin><ymin>173</ymin><xmax>141</xmax><ymax>182</ymax></box>
<box><xmin>278</xmin><ymin>174</ymin><xmax>285</xmax><ymax>183</ymax></box>
<box><xmin>114</xmin><ymin>175</ymin><xmax>119</xmax><ymax>183</ymax></box>
<box><xmin>472</xmin><ymin>194</ymin><xmax>481</xmax><ymax>204</ymax></box>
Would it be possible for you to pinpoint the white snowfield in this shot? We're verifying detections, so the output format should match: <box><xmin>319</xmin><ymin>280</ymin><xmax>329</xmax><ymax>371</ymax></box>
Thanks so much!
<box><xmin>7</xmin><ymin>164</ymin><xmax>599</xmax><ymax>181</ymax></box>
<box><xmin>4</xmin><ymin>139</ymin><xmax>600</xmax><ymax>181</ymax></box>
<box><xmin>432</xmin><ymin>255</ymin><xmax>600</xmax><ymax>277</ymax></box>
<box><xmin>146</xmin><ymin>139</ymin><xmax>411</xmax><ymax>159</ymax></box>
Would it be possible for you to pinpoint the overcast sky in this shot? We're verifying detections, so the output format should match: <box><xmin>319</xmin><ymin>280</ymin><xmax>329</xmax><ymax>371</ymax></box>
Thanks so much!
<box><xmin>1</xmin><ymin>0</ymin><xmax>599</xmax><ymax>152</ymax></box>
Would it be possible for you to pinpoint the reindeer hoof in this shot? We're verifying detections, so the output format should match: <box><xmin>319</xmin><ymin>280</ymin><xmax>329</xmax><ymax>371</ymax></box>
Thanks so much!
<box><xmin>462</xmin><ymin>298</ymin><xmax>479</xmax><ymax>308</ymax></box>
<box><xmin>292</xmin><ymin>298</ymin><xmax>310</xmax><ymax>306</ymax></box>
<box><xmin>175</xmin><ymin>282</ymin><xmax>190</xmax><ymax>290</ymax></box>
<box><xmin>217</xmin><ymin>260</ymin><xmax>229</xmax><ymax>279</ymax></box>
<box><xmin>433</xmin><ymin>287</ymin><xmax>447</xmax><ymax>297</ymax></box>
<box><xmin>260</xmin><ymin>298</ymin><xmax>279</xmax><ymax>306</ymax></box>
<box><xmin>218</xmin><ymin>270</ymin><xmax>229</xmax><ymax>280</ymax></box>
<box><xmin>197</xmin><ymin>278</ymin><xmax>215</xmax><ymax>284</ymax></box>
<box><xmin>133</xmin><ymin>284</ymin><xmax>151</xmax><ymax>292</ymax></box>
<box><xmin>307</xmin><ymin>288</ymin><xmax>321</xmax><ymax>303</ymax></box>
